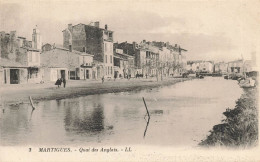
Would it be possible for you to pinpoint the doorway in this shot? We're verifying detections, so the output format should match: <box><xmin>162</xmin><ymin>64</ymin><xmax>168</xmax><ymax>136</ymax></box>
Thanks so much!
<box><xmin>60</xmin><ymin>70</ymin><xmax>65</xmax><ymax>79</ymax></box>
<box><xmin>85</xmin><ymin>70</ymin><xmax>89</xmax><ymax>79</ymax></box>
<box><xmin>10</xmin><ymin>69</ymin><xmax>19</xmax><ymax>84</ymax></box>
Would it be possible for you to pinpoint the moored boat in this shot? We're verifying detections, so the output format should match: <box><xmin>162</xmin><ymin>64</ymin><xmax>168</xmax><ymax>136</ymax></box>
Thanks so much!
<box><xmin>238</xmin><ymin>77</ymin><xmax>256</xmax><ymax>88</ymax></box>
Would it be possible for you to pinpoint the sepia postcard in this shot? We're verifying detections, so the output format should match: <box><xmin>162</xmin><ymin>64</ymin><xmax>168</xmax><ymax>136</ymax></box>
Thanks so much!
<box><xmin>0</xmin><ymin>0</ymin><xmax>259</xmax><ymax>161</ymax></box>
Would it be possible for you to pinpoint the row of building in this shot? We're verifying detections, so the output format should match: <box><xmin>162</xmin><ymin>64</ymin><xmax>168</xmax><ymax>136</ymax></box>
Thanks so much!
<box><xmin>186</xmin><ymin>58</ymin><xmax>256</xmax><ymax>75</ymax></box>
<box><xmin>0</xmin><ymin>22</ymin><xmax>188</xmax><ymax>84</ymax></box>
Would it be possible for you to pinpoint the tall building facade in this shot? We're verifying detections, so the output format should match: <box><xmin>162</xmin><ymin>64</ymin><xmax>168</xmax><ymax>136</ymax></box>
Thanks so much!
<box><xmin>63</xmin><ymin>22</ymin><xmax>114</xmax><ymax>79</ymax></box>
<box><xmin>32</xmin><ymin>26</ymin><xmax>42</xmax><ymax>50</ymax></box>
<box><xmin>0</xmin><ymin>29</ymin><xmax>42</xmax><ymax>84</ymax></box>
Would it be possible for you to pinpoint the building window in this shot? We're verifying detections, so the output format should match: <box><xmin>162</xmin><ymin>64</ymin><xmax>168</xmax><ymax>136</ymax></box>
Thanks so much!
<box><xmin>110</xmin><ymin>55</ymin><xmax>112</xmax><ymax>63</ymax></box>
<box><xmin>105</xmin><ymin>55</ymin><xmax>107</xmax><ymax>63</ymax></box>
<box><xmin>105</xmin><ymin>43</ymin><xmax>107</xmax><ymax>52</ymax></box>
<box><xmin>111</xmin><ymin>66</ymin><xmax>113</xmax><ymax>74</ymax></box>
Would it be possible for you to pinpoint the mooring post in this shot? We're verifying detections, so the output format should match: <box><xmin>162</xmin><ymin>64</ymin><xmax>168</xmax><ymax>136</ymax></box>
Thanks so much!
<box><xmin>142</xmin><ymin>97</ymin><xmax>150</xmax><ymax>118</ymax></box>
<box><xmin>29</xmin><ymin>96</ymin><xmax>36</xmax><ymax>110</ymax></box>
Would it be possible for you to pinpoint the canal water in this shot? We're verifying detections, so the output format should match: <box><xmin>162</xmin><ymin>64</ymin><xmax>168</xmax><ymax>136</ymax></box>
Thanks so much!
<box><xmin>0</xmin><ymin>77</ymin><xmax>243</xmax><ymax>146</ymax></box>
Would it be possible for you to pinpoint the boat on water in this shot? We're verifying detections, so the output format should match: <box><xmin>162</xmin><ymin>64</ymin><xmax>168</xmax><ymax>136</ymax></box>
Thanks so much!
<box><xmin>224</xmin><ymin>75</ymin><xmax>229</xmax><ymax>80</ymax></box>
<box><xmin>238</xmin><ymin>77</ymin><xmax>256</xmax><ymax>88</ymax></box>
<box><xmin>195</xmin><ymin>73</ymin><xmax>205</xmax><ymax>79</ymax></box>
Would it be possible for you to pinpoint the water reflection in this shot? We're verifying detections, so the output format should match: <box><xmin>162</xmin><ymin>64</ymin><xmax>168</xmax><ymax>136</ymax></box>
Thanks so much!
<box><xmin>29</xmin><ymin>109</ymin><xmax>35</xmax><ymax>121</ymax></box>
<box><xmin>0</xmin><ymin>77</ymin><xmax>244</xmax><ymax>146</ymax></box>
<box><xmin>64</xmin><ymin>95</ymin><xmax>105</xmax><ymax>133</ymax></box>
<box><xmin>143</xmin><ymin>116</ymin><xmax>150</xmax><ymax>138</ymax></box>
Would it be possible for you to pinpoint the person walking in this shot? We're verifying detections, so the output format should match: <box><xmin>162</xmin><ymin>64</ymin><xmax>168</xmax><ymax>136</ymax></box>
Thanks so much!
<box><xmin>102</xmin><ymin>76</ymin><xmax>105</xmax><ymax>84</ymax></box>
<box><xmin>55</xmin><ymin>78</ymin><xmax>62</xmax><ymax>88</ymax></box>
<box><xmin>62</xmin><ymin>77</ymin><xmax>66</xmax><ymax>88</ymax></box>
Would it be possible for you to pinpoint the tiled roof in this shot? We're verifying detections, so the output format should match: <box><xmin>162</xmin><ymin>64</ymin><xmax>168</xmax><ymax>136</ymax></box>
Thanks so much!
<box><xmin>20</xmin><ymin>46</ymin><xmax>40</xmax><ymax>52</ymax></box>
<box><xmin>42</xmin><ymin>46</ymin><xmax>94</xmax><ymax>57</ymax></box>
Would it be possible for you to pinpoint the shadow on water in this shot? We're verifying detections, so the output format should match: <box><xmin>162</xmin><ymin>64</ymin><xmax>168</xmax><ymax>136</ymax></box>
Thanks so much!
<box><xmin>29</xmin><ymin>109</ymin><xmax>35</xmax><ymax>121</ymax></box>
<box><xmin>64</xmin><ymin>96</ymin><xmax>105</xmax><ymax>133</ymax></box>
<box><xmin>0</xmin><ymin>77</ymin><xmax>244</xmax><ymax>145</ymax></box>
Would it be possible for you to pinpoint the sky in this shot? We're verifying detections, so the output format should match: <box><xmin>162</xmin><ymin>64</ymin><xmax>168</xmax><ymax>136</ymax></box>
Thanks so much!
<box><xmin>0</xmin><ymin>0</ymin><xmax>259</xmax><ymax>62</ymax></box>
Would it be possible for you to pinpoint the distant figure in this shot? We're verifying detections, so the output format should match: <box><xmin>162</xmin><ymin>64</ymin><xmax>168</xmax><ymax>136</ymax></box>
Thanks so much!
<box><xmin>114</xmin><ymin>73</ymin><xmax>117</xmax><ymax>81</ymax></box>
<box><xmin>102</xmin><ymin>76</ymin><xmax>105</xmax><ymax>84</ymax></box>
<box><xmin>55</xmin><ymin>78</ymin><xmax>62</xmax><ymax>88</ymax></box>
<box><xmin>62</xmin><ymin>77</ymin><xmax>66</xmax><ymax>88</ymax></box>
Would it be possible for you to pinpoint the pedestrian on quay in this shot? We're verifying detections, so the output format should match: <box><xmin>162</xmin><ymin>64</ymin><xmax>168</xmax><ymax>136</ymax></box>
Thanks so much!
<box><xmin>55</xmin><ymin>78</ymin><xmax>62</xmax><ymax>88</ymax></box>
<box><xmin>62</xmin><ymin>77</ymin><xmax>66</xmax><ymax>88</ymax></box>
<box><xmin>102</xmin><ymin>76</ymin><xmax>105</xmax><ymax>84</ymax></box>
<box><xmin>114</xmin><ymin>73</ymin><xmax>117</xmax><ymax>81</ymax></box>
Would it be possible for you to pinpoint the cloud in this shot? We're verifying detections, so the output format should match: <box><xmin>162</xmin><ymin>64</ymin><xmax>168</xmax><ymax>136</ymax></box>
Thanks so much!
<box><xmin>0</xmin><ymin>1</ymin><xmax>258</xmax><ymax>62</ymax></box>
<box><xmin>99</xmin><ymin>11</ymin><xmax>177</xmax><ymax>34</ymax></box>
<box><xmin>114</xmin><ymin>31</ymin><xmax>236</xmax><ymax>61</ymax></box>
<box><xmin>0</xmin><ymin>3</ymin><xmax>23</xmax><ymax>31</ymax></box>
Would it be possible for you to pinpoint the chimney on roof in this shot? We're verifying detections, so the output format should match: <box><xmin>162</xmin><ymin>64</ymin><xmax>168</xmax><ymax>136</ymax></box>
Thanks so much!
<box><xmin>133</xmin><ymin>41</ymin><xmax>136</xmax><ymax>49</ymax></box>
<box><xmin>94</xmin><ymin>21</ymin><xmax>100</xmax><ymax>28</ymax></box>
<box><xmin>68</xmin><ymin>24</ymin><xmax>72</xmax><ymax>31</ymax></box>
<box><xmin>105</xmin><ymin>24</ymin><xmax>108</xmax><ymax>30</ymax></box>
<box><xmin>10</xmin><ymin>31</ymin><xmax>17</xmax><ymax>38</ymax></box>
